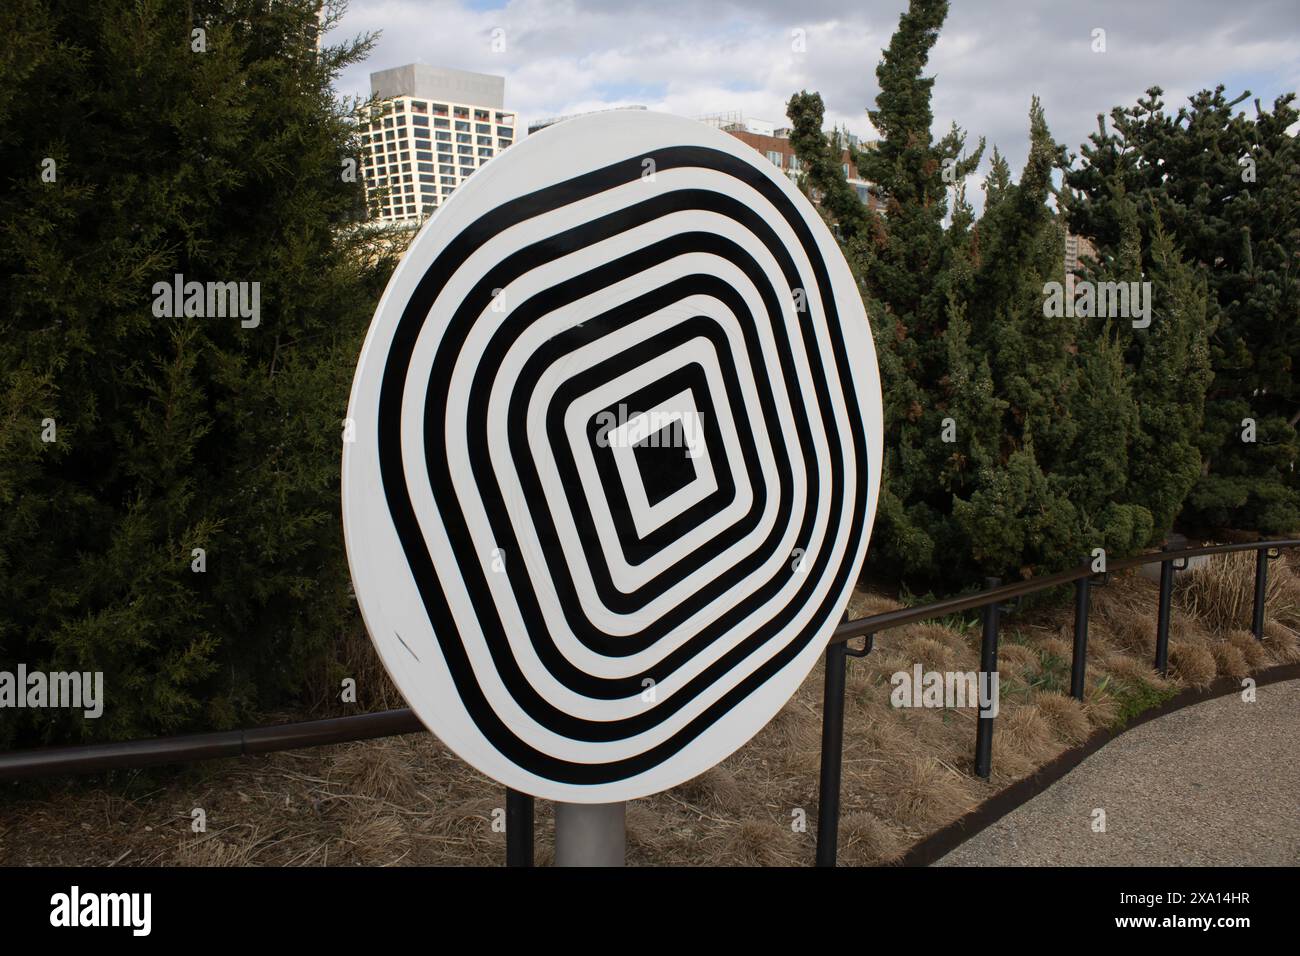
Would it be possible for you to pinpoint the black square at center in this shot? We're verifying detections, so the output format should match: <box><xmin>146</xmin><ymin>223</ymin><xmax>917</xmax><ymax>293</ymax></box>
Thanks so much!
<box><xmin>633</xmin><ymin>418</ymin><xmax>696</xmax><ymax>506</ymax></box>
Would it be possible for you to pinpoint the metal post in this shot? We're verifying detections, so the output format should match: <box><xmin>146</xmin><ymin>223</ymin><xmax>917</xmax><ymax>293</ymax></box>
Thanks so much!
<box><xmin>815</xmin><ymin>639</ymin><xmax>849</xmax><ymax>867</ymax></box>
<box><xmin>1252</xmin><ymin>548</ymin><xmax>1269</xmax><ymax>641</ymax></box>
<box><xmin>554</xmin><ymin>802</ymin><xmax>625</xmax><ymax>866</ymax></box>
<box><xmin>1071</xmin><ymin>576</ymin><xmax>1090</xmax><ymax>701</ymax></box>
<box><xmin>1155</xmin><ymin>546</ymin><xmax>1174</xmax><ymax>676</ymax></box>
<box><xmin>974</xmin><ymin>577</ymin><xmax>1001</xmax><ymax>780</ymax></box>
<box><xmin>505</xmin><ymin>789</ymin><xmax>534</xmax><ymax>867</ymax></box>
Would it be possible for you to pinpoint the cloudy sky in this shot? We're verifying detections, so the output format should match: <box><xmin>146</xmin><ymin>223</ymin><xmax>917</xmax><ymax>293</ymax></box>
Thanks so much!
<box><xmin>331</xmin><ymin>0</ymin><xmax>1300</xmax><ymax>205</ymax></box>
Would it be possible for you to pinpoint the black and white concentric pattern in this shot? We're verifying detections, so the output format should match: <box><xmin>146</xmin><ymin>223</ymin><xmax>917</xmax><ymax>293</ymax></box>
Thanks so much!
<box><xmin>342</xmin><ymin>110</ymin><xmax>883</xmax><ymax>803</ymax></box>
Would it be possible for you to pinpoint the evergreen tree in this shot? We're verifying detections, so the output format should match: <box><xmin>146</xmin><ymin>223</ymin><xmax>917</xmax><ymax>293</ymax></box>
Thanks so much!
<box><xmin>0</xmin><ymin>0</ymin><xmax>389</xmax><ymax>746</ymax></box>
<box><xmin>784</xmin><ymin>0</ymin><xmax>1186</xmax><ymax>588</ymax></box>
<box><xmin>1066</xmin><ymin>86</ymin><xmax>1300</xmax><ymax>533</ymax></box>
<box><xmin>785</xmin><ymin>91</ymin><xmax>868</xmax><ymax>241</ymax></box>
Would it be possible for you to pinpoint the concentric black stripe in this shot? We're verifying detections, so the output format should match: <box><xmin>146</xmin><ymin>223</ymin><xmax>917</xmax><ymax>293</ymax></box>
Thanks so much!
<box><xmin>464</xmin><ymin>238</ymin><xmax>814</xmax><ymax>675</ymax></box>
<box><xmin>509</xmin><ymin>270</ymin><xmax>781</xmax><ymax>624</ymax></box>
<box><xmin>570</xmin><ymin>324</ymin><xmax>742</xmax><ymax>565</ymax></box>
<box><xmin>474</xmin><ymin>192</ymin><xmax>832</xmax><ymax>635</ymax></box>
<box><xmin>376</xmin><ymin>146</ymin><xmax>869</xmax><ymax>781</ymax></box>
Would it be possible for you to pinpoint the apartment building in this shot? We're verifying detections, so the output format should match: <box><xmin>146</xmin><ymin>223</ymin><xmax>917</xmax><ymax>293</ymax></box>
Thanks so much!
<box><xmin>359</xmin><ymin>64</ymin><xmax>518</xmax><ymax>223</ymax></box>
<box><xmin>1064</xmin><ymin>233</ymin><xmax>1098</xmax><ymax>274</ymax></box>
<box><xmin>697</xmin><ymin>112</ymin><xmax>882</xmax><ymax>212</ymax></box>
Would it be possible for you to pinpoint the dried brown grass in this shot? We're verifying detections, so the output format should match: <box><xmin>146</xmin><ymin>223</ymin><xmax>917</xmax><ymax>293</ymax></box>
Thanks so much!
<box><xmin>5</xmin><ymin>551</ymin><xmax>1299</xmax><ymax>867</ymax></box>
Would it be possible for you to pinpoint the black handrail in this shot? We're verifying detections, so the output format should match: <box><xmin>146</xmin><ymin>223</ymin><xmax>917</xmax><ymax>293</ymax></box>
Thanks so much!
<box><xmin>1</xmin><ymin>538</ymin><xmax>1294</xmax><ymax>868</ymax></box>
<box><xmin>815</xmin><ymin>538</ymin><xmax>1295</xmax><ymax>865</ymax></box>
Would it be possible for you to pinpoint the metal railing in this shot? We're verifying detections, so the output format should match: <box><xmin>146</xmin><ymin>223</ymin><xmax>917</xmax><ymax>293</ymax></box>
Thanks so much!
<box><xmin>1</xmin><ymin>539</ymin><xmax>1294</xmax><ymax>867</ymax></box>
<box><xmin>815</xmin><ymin>538</ymin><xmax>1297</xmax><ymax>865</ymax></box>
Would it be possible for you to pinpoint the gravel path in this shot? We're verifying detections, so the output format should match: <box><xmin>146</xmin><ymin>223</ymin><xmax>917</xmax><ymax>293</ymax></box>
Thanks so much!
<box><xmin>936</xmin><ymin>679</ymin><xmax>1300</xmax><ymax>866</ymax></box>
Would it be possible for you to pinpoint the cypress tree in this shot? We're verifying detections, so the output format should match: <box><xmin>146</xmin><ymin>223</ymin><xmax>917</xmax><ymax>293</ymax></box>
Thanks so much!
<box><xmin>0</xmin><ymin>0</ymin><xmax>388</xmax><ymax>746</ymax></box>
<box><xmin>1066</xmin><ymin>86</ymin><xmax>1300</xmax><ymax>534</ymax></box>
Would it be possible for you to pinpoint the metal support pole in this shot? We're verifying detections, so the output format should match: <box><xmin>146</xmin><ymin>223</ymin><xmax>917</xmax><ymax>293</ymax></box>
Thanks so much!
<box><xmin>1071</xmin><ymin>576</ymin><xmax>1090</xmax><ymax>701</ymax></box>
<box><xmin>1155</xmin><ymin>546</ymin><xmax>1174</xmax><ymax>676</ymax></box>
<box><xmin>974</xmin><ymin>577</ymin><xmax>1001</xmax><ymax>780</ymax></box>
<box><xmin>815</xmin><ymin>639</ymin><xmax>849</xmax><ymax>867</ymax></box>
<box><xmin>505</xmin><ymin>789</ymin><xmax>534</xmax><ymax>867</ymax></box>
<box><xmin>1252</xmin><ymin>548</ymin><xmax>1269</xmax><ymax>641</ymax></box>
<box><xmin>554</xmin><ymin>802</ymin><xmax>625</xmax><ymax>866</ymax></box>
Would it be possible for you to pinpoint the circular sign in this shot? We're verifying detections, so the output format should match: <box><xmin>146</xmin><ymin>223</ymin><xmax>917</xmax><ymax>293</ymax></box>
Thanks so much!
<box><xmin>342</xmin><ymin>110</ymin><xmax>882</xmax><ymax>803</ymax></box>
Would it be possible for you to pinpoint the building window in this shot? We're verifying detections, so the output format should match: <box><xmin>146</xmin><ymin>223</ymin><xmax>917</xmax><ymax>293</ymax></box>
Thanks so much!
<box><xmin>412</xmin><ymin>115</ymin><xmax>428</xmax><ymax>126</ymax></box>
<box><xmin>434</xmin><ymin>118</ymin><xmax>449</xmax><ymax>129</ymax></box>
<box><xmin>455</xmin><ymin>121</ymin><xmax>470</xmax><ymax>132</ymax></box>
<box><xmin>766</xmin><ymin>150</ymin><xmax>783</xmax><ymax>168</ymax></box>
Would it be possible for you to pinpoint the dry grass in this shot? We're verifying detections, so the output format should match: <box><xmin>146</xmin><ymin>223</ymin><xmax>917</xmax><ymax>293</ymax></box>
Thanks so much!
<box><xmin>3</xmin><ymin>551</ymin><xmax>1299</xmax><ymax>867</ymax></box>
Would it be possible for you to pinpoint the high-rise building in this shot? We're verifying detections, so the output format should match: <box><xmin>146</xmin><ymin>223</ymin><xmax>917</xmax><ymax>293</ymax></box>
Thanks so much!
<box><xmin>359</xmin><ymin>64</ymin><xmax>518</xmax><ymax>224</ymax></box>
<box><xmin>1064</xmin><ymin>233</ymin><xmax>1097</xmax><ymax>274</ymax></box>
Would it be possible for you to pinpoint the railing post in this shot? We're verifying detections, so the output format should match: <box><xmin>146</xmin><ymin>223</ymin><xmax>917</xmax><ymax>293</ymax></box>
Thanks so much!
<box><xmin>1252</xmin><ymin>547</ymin><xmax>1269</xmax><ymax>641</ymax></box>
<box><xmin>974</xmin><ymin>577</ymin><xmax>1001</xmax><ymax>780</ymax></box>
<box><xmin>1071</xmin><ymin>575</ymin><xmax>1091</xmax><ymax>701</ymax></box>
<box><xmin>505</xmin><ymin>788</ymin><xmax>534</xmax><ymax>867</ymax></box>
<box><xmin>815</xmin><ymin>638</ymin><xmax>849</xmax><ymax>867</ymax></box>
<box><xmin>1155</xmin><ymin>545</ymin><xmax>1174</xmax><ymax>676</ymax></box>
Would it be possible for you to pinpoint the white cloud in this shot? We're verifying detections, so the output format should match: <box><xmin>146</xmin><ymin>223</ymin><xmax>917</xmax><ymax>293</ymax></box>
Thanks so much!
<box><xmin>332</xmin><ymin>0</ymin><xmax>1300</xmax><ymax>209</ymax></box>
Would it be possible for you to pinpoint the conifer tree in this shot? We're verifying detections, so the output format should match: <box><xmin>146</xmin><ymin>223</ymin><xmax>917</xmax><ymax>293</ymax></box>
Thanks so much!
<box><xmin>0</xmin><ymin>0</ymin><xmax>388</xmax><ymax>746</ymax></box>
<box><xmin>1066</xmin><ymin>86</ymin><xmax>1299</xmax><ymax>533</ymax></box>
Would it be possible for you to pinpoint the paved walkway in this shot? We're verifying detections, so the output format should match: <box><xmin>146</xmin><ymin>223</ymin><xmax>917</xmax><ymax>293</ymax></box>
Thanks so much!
<box><xmin>936</xmin><ymin>679</ymin><xmax>1300</xmax><ymax>866</ymax></box>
